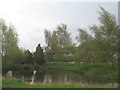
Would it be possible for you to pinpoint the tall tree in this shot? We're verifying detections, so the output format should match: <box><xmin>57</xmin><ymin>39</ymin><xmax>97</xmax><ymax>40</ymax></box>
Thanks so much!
<box><xmin>0</xmin><ymin>19</ymin><xmax>8</xmax><ymax>57</ymax></box>
<box><xmin>76</xmin><ymin>29</ymin><xmax>94</xmax><ymax>64</ymax></box>
<box><xmin>56</xmin><ymin>24</ymin><xmax>72</xmax><ymax>48</ymax></box>
<box><xmin>89</xmin><ymin>7</ymin><xmax>119</xmax><ymax>65</ymax></box>
<box><xmin>0</xmin><ymin>19</ymin><xmax>19</xmax><ymax>66</ymax></box>
<box><xmin>34</xmin><ymin>44</ymin><xmax>45</xmax><ymax>64</ymax></box>
<box><xmin>44</xmin><ymin>29</ymin><xmax>52</xmax><ymax>49</ymax></box>
<box><xmin>44</xmin><ymin>24</ymin><xmax>74</xmax><ymax>62</ymax></box>
<box><xmin>51</xmin><ymin>31</ymin><xmax>59</xmax><ymax>63</ymax></box>
<box><xmin>24</xmin><ymin>50</ymin><xmax>33</xmax><ymax>64</ymax></box>
<box><xmin>44</xmin><ymin>30</ymin><xmax>53</xmax><ymax>62</ymax></box>
<box><xmin>44</xmin><ymin>30</ymin><xmax>59</xmax><ymax>63</ymax></box>
<box><xmin>56</xmin><ymin>24</ymin><xmax>73</xmax><ymax>62</ymax></box>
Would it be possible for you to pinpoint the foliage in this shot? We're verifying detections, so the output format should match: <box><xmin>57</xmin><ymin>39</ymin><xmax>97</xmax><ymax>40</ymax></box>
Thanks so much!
<box><xmin>89</xmin><ymin>7</ymin><xmax>119</xmax><ymax>65</ymax></box>
<box><xmin>76</xmin><ymin>29</ymin><xmax>94</xmax><ymax>64</ymax></box>
<box><xmin>0</xmin><ymin>19</ymin><xmax>21</xmax><ymax>67</ymax></box>
<box><xmin>34</xmin><ymin>44</ymin><xmax>45</xmax><ymax>64</ymax></box>
<box><xmin>44</xmin><ymin>24</ymin><xmax>75</xmax><ymax>63</ymax></box>
<box><xmin>76</xmin><ymin>7</ymin><xmax>119</xmax><ymax>65</ymax></box>
<box><xmin>24</xmin><ymin>50</ymin><xmax>33</xmax><ymax>64</ymax></box>
<box><xmin>1</xmin><ymin>6</ymin><xmax>119</xmax><ymax>71</ymax></box>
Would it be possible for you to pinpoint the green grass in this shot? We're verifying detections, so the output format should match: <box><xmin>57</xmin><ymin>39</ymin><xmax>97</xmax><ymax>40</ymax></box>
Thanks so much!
<box><xmin>3</xmin><ymin>62</ymin><xmax>118</xmax><ymax>73</ymax></box>
<box><xmin>2</xmin><ymin>80</ymin><xmax>117</xmax><ymax>88</ymax></box>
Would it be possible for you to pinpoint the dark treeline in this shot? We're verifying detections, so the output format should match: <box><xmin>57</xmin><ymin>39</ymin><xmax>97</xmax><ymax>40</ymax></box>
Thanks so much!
<box><xmin>0</xmin><ymin>7</ymin><xmax>119</xmax><ymax>71</ymax></box>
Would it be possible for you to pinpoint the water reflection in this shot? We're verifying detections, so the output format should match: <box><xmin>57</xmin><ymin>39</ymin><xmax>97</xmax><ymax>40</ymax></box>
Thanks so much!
<box><xmin>43</xmin><ymin>73</ymin><xmax>52</xmax><ymax>84</ymax></box>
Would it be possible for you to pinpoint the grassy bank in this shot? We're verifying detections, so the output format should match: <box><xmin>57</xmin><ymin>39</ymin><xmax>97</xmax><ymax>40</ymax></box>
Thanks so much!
<box><xmin>41</xmin><ymin>62</ymin><xmax>118</xmax><ymax>72</ymax></box>
<box><xmin>2</xmin><ymin>80</ymin><xmax>117</xmax><ymax>88</ymax></box>
<box><xmin>4</xmin><ymin>62</ymin><xmax>118</xmax><ymax>73</ymax></box>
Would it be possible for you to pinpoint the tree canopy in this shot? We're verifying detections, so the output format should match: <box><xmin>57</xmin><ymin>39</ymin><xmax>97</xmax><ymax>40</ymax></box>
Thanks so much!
<box><xmin>34</xmin><ymin>44</ymin><xmax>45</xmax><ymax>64</ymax></box>
<box><xmin>1</xmin><ymin>7</ymin><xmax>119</xmax><ymax>70</ymax></box>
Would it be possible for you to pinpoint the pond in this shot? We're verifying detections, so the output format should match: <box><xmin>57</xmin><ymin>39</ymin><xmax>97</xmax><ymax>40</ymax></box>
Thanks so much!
<box><xmin>3</xmin><ymin>69</ymin><xmax>118</xmax><ymax>87</ymax></box>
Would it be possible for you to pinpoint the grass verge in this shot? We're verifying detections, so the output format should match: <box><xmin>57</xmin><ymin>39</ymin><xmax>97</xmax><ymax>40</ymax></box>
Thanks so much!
<box><xmin>2</xmin><ymin>80</ymin><xmax>117</xmax><ymax>88</ymax></box>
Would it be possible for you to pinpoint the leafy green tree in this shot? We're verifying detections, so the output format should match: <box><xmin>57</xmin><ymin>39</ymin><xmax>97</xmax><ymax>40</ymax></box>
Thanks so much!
<box><xmin>24</xmin><ymin>50</ymin><xmax>33</xmax><ymax>64</ymax></box>
<box><xmin>76</xmin><ymin>7</ymin><xmax>119</xmax><ymax>66</ymax></box>
<box><xmin>56</xmin><ymin>24</ymin><xmax>72</xmax><ymax>48</ymax></box>
<box><xmin>56</xmin><ymin>24</ymin><xmax>73</xmax><ymax>62</ymax></box>
<box><xmin>44</xmin><ymin>24</ymin><xmax>74</xmax><ymax>63</ymax></box>
<box><xmin>76</xmin><ymin>29</ymin><xmax>94</xmax><ymax>64</ymax></box>
<box><xmin>51</xmin><ymin>31</ymin><xmax>59</xmax><ymax>64</ymax></box>
<box><xmin>13</xmin><ymin>48</ymin><xmax>25</xmax><ymax>64</ymax></box>
<box><xmin>44</xmin><ymin>29</ymin><xmax>52</xmax><ymax>49</ymax></box>
<box><xmin>44</xmin><ymin>30</ymin><xmax>53</xmax><ymax>62</ymax></box>
<box><xmin>44</xmin><ymin>30</ymin><xmax>59</xmax><ymax>63</ymax></box>
<box><xmin>34</xmin><ymin>44</ymin><xmax>45</xmax><ymax>64</ymax></box>
<box><xmin>0</xmin><ymin>19</ymin><xmax>19</xmax><ymax>66</ymax></box>
<box><xmin>89</xmin><ymin>7</ymin><xmax>119</xmax><ymax>65</ymax></box>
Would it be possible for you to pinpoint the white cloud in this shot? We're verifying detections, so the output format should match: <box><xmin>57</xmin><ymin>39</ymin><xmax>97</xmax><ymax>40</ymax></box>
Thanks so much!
<box><xmin>0</xmin><ymin>1</ymin><xmax>59</xmax><ymax>51</ymax></box>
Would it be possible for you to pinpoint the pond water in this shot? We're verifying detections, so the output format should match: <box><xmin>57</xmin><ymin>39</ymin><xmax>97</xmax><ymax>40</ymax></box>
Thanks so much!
<box><xmin>4</xmin><ymin>69</ymin><xmax>118</xmax><ymax>87</ymax></box>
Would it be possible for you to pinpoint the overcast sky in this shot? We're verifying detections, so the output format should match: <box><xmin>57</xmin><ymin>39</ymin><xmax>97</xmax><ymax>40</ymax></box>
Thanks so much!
<box><xmin>0</xmin><ymin>1</ymin><xmax>118</xmax><ymax>52</ymax></box>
